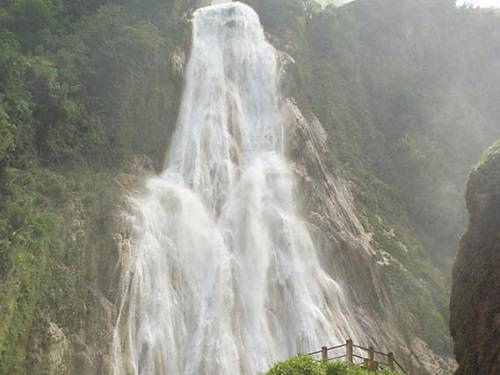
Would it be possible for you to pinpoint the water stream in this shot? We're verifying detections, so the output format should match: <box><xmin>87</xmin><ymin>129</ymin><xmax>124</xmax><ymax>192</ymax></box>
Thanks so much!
<box><xmin>112</xmin><ymin>3</ymin><xmax>360</xmax><ymax>374</ymax></box>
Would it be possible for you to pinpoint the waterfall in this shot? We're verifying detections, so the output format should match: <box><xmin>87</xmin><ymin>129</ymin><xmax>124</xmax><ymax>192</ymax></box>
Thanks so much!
<box><xmin>112</xmin><ymin>3</ymin><xmax>362</xmax><ymax>374</ymax></box>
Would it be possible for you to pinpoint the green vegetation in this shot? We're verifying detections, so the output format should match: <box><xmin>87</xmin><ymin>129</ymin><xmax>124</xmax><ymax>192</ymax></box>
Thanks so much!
<box><xmin>0</xmin><ymin>0</ymin><xmax>189</xmax><ymax>372</ymax></box>
<box><xmin>0</xmin><ymin>167</ymin><xmax>77</xmax><ymax>373</ymax></box>
<box><xmin>265</xmin><ymin>355</ymin><xmax>401</xmax><ymax>375</ymax></box>
<box><xmin>0</xmin><ymin>0</ymin><xmax>188</xmax><ymax>170</ymax></box>
<box><xmin>251</xmin><ymin>0</ymin><xmax>500</xmax><ymax>360</ymax></box>
<box><xmin>304</xmin><ymin>0</ymin><xmax>500</xmax><ymax>269</ymax></box>
<box><xmin>266</xmin><ymin>355</ymin><xmax>324</xmax><ymax>375</ymax></box>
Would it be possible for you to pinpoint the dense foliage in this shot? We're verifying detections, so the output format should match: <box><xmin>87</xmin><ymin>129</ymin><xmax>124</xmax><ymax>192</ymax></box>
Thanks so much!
<box><xmin>0</xmin><ymin>0</ymin><xmax>187</xmax><ymax>170</ymax></box>
<box><xmin>0</xmin><ymin>0</ymin><xmax>189</xmax><ymax>372</ymax></box>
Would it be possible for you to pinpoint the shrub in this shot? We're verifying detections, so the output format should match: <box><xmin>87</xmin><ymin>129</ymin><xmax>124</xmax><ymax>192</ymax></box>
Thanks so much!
<box><xmin>266</xmin><ymin>356</ymin><xmax>403</xmax><ymax>375</ymax></box>
<box><xmin>266</xmin><ymin>355</ymin><xmax>324</xmax><ymax>375</ymax></box>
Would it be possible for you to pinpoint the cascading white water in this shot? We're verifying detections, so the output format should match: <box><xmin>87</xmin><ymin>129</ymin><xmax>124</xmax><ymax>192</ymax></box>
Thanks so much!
<box><xmin>112</xmin><ymin>3</ymin><xmax>363</xmax><ymax>374</ymax></box>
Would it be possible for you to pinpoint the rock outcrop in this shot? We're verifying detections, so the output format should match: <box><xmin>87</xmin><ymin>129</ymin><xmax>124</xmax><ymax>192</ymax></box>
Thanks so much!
<box><xmin>450</xmin><ymin>140</ymin><xmax>500</xmax><ymax>375</ymax></box>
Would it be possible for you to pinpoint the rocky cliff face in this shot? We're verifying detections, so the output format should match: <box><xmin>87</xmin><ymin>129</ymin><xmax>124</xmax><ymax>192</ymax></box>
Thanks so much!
<box><xmin>246</xmin><ymin>0</ymin><xmax>461</xmax><ymax>372</ymax></box>
<box><xmin>450</xmin><ymin>141</ymin><xmax>500</xmax><ymax>375</ymax></box>
<box><xmin>282</xmin><ymin>80</ymin><xmax>454</xmax><ymax>375</ymax></box>
<box><xmin>21</xmin><ymin>157</ymin><xmax>156</xmax><ymax>375</ymax></box>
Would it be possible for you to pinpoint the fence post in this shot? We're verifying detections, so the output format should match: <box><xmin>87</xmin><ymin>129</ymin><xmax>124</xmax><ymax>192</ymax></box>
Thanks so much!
<box><xmin>368</xmin><ymin>346</ymin><xmax>375</xmax><ymax>370</ymax></box>
<box><xmin>346</xmin><ymin>339</ymin><xmax>353</xmax><ymax>364</ymax></box>
<box><xmin>387</xmin><ymin>352</ymin><xmax>395</xmax><ymax>370</ymax></box>
<box><xmin>321</xmin><ymin>346</ymin><xmax>328</xmax><ymax>362</ymax></box>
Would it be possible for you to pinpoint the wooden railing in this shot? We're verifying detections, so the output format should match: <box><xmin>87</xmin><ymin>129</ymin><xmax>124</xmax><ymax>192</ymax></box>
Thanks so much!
<box><xmin>306</xmin><ymin>339</ymin><xmax>406</xmax><ymax>373</ymax></box>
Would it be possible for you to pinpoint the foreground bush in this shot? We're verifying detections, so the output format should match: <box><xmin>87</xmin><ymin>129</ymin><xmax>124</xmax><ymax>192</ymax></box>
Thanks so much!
<box><xmin>266</xmin><ymin>355</ymin><xmax>324</xmax><ymax>375</ymax></box>
<box><xmin>266</xmin><ymin>356</ymin><xmax>402</xmax><ymax>375</ymax></box>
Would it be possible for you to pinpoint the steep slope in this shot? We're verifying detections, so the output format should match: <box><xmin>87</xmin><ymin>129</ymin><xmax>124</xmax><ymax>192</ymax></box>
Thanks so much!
<box><xmin>450</xmin><ymin>140</ymin><xmax>500</xmax><ymax>375</ymax></box>
<box><xmin>245</xmin><ymin>0</ymin><xmax>499</xmax><ymax>372</ymax></box>
<box><xmin>0</xmin><ymin>1</ymin><xmax>190</xmax><ymax>373</ymax></box>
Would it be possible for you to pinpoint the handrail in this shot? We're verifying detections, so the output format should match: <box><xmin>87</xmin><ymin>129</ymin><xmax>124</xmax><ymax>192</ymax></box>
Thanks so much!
<box><xmin>306</xmin><ymin>349</ymin><xmax>324</xmax><ymax>356</ymax></box>
<box><xmin>306</xmin><ymin>339</ymin><xmax>406</xmax><ymax>374</ymax></box>
<box><xmin>373</xmin><ymin>349</ymin><xmax>389</xmax><ymax>356</ymax></box>
<box><xmin>352</xmin><ymin>344</ymin><xmax>368</xmax><ymax>350</ymax></box>
<box><xmin>327</xmin><ymin>343</ymin><xmax>346</xmax><ymax>351</ymax></box>
<box><xmin>306</xmin><ymin>343</ymin><xmax>346</xmax><ymax>356</ymax></box>
<box><xmin>393</xmin><ymin>358</ymin><xmax>406</xmax><ymax>373</ymax></box>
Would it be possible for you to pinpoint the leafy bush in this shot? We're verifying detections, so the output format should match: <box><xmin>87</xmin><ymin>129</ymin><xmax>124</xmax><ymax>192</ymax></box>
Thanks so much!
<box><xmin>266</xmin><ymin>356</ymin><xmax>402</xmax><ymax>375</ymax></box>
<box><xmin>324</xmin><ymin>362</ymin><xmax>350</xmax><ymax>375</ymax></box>
<box><xmin>266</xmin><ymin>355</ymin><xmax>324</xmax><ymax>375</ymax></box>
<box><xmin>325</xmin><ymin>361</ymin><xmax>400</xmax><ymax>375</ymax></box>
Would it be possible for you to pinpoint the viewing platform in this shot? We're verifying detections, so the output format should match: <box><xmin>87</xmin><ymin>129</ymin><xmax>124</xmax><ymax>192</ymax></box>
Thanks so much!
<box><xmin>306</xmin><ymin>339</ymin><xmax>406</xmax><ymax>373</ymax></box>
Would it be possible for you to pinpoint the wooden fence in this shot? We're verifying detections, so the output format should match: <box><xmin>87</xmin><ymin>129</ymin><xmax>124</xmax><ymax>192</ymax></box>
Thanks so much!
<box><xmin>306</xmin><ymin>339</ymin><xmax>406</xmax><ymax>373</ymax></box>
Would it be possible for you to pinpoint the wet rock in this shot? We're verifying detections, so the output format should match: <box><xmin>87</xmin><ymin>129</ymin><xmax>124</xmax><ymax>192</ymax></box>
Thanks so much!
<box><xmin>450</xmin><ymin>141</ymin><xmax>500</xmax><ymax>375</ymax></box>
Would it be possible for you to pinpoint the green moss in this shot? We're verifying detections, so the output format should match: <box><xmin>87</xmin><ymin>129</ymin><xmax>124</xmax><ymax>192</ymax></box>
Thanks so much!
<box><xmin>476</xmin><ymin>139</ymin><xmax>500</xmax><ymax>170</ymax></box>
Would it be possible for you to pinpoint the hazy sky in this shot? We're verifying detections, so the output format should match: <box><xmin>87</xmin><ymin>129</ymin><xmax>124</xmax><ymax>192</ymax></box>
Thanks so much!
<box><xmin>328</xmin><ymin>0</ymin><xmax>500</xmax><ymax>8</ymax></box>
<box><xmin>456</xmin><ymin>0</ymin><xmax>500</xmax><ymax>7</ymax></box>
